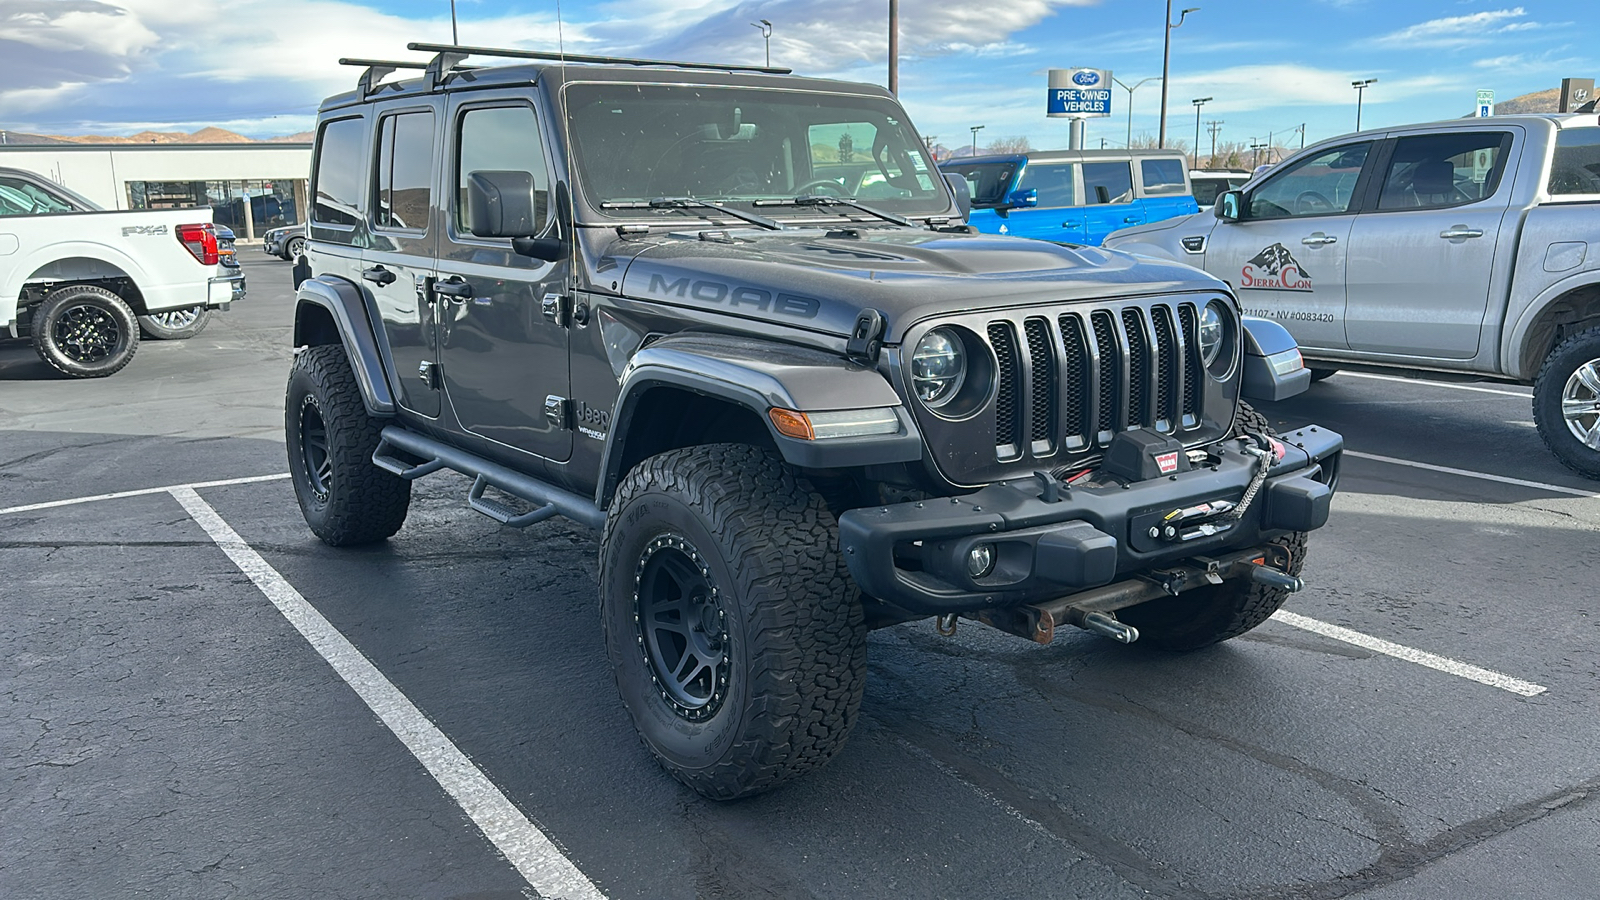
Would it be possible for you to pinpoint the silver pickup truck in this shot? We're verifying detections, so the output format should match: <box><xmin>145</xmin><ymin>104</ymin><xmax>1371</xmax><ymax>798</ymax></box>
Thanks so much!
<box><xmin>1105</xmin><ymin>114</ymin><xmax>1600</xmax><ymax>477</ymax></box>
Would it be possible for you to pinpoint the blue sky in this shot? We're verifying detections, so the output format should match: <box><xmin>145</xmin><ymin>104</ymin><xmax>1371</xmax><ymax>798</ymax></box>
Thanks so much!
<box><xmin>0</xmin><ymin>0</ymin><xmax>1591</xmax><ymax>156</ymax></box>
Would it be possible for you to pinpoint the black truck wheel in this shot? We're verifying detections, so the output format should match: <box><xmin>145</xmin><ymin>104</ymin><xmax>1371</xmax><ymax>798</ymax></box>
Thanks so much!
<box><xmin>138</xmin><ymin>306</ymin><xmax>211</xmax><ymax>340</ymax></box>
<box><xmin>1533</xmin><ymin>326</ymin><xmax>1600</xmax><ymax>479</ymax></box>
<box><xmin>285</xmin><ymin>344</ymin><xmax>411</xmax><ymax>546</ymax></box>
<box><xmin>1119</xmin><ymin>402</ymin><xmax>1308</xmax><ymax>650</ymax></box>
<box><xmin>31</xmin><ymin>284</ymin><xmax>139</xmax><ymax>378</ymax></box>
<box><xmin>600</xmin><ymin>444</ymin><xmax>867</xmax><ymax>800</ymax></box>
<box><xmin>1307</xmin><ymin>366</ymin><xmax>1339</xmax><ymax>383</ymax></box>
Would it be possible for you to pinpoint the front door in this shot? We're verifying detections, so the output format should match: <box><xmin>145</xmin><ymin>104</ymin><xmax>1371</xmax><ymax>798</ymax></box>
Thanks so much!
<box><xmin>1204</xmin><ymin>140</ymin><xmax>1376</xmax><ymax>352</ymax></box>
<box><xmin>1344</xmin><ymin>130</ymin><xmax>1516</xmax><ymax>359</ymax></box>
<box><xmin>363</xmin><ymin>102</ymin><xmax>442</xmax><ymax>418</ymax></box>
<box><xmin>1007</xmin><ymin>162</ymin><xmax>1087</xmax><ymax>241</ymax></box>
<box><xmin>435</xmin><ymin>97</ymin><xmax>572</xmax><ymax>462</ymax></box>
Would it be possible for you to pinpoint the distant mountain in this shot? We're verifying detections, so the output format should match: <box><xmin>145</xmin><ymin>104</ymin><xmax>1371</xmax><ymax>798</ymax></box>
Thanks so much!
<box><xmin>1492</xmin><ymin>88</ymin><xmax>1560</xmax><ymax>115</ymax></box>
<box><xmin>0</xmin><ymin>126</ymin><xmax>311</xmax><ymax>145</ymax></box>
<box><xmin>268</xmin><ymin>132</ymin><xmax>315</xmax><ymax>143</ymax></box>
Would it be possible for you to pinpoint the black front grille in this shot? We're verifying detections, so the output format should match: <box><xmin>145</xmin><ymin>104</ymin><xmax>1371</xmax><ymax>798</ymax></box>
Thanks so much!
<box><xmin>985</xmin><ymin>301</ymin><xmax>1204</xmax><ymax>463</ymax></box>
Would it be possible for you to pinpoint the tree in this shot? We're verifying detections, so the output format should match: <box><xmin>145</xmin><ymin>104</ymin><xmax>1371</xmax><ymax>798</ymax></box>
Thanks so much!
<box><xmin>984</xmin><ymin>135</ymin><xmax>1032</xmax><ymax>154</ymax></box>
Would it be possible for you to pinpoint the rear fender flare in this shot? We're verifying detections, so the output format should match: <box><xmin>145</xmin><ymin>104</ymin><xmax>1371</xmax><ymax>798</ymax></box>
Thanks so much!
<box><xmin>293</xmin><ymin>275</ymin><xmax>394</xmax><ymax>417</ymax></box>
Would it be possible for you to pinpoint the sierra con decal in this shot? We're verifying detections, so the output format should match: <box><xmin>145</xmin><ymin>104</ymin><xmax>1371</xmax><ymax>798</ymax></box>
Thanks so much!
<box><xmin>1240</xmin><ymin>243</ymin><xmax>1312</xmax><ymax>292</ymax></box>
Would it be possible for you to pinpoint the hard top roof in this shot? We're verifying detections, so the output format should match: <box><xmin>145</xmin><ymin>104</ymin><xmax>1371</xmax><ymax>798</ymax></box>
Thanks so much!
<box><xmin>941</xmin><ymin>148</ymin><xmax>1188</xmax><ymax>166</ymax></box>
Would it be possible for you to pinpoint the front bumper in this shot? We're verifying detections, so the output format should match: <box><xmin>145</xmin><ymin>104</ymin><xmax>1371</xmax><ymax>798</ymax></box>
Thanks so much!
<box><xmin>207</xmin><ymin>273</ymin><xmax>247</xmax><ymax>307</ymax></box>
<box><xmin>263</xmin><ymin>237</ymin><xmax>286</xmax><ymax>256</ymax></box>
<box><xmin>838</xmin><ymin>425</ymin><xmax>1342</xmax><ymax>615</ymax></box>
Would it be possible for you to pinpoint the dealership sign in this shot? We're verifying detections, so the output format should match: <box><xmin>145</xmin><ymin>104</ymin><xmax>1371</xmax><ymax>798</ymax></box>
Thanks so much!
<box><xmin>1048</xmin><ymin>69</ymin><xmax>1112</xmax><ymax>118</ymax></box>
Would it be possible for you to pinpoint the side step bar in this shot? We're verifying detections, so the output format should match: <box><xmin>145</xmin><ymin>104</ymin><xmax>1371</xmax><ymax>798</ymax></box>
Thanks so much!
<box><xmin>372</xmin><ymin>426</ymin><xmax>606</xmax><ymax>531</ymax></box>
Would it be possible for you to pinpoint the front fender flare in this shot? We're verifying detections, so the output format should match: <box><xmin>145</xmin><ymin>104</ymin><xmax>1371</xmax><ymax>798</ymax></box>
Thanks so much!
<box><xmin>293</xmin><ymin>275</ymin><xmax>394</xmax><ymax>417</ymax></box>
<box><xmin>597</xmin><ymin>336</ymin><xmax>923</xmax><ymax>508</ymax></box>
<box><xmin>1240</xmin><ymin>316</ymin><xmax>1311</xmax><ymax>402</ymax></box>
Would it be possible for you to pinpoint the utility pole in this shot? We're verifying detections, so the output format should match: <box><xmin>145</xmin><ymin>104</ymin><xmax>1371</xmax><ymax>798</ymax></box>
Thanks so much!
<box><xmin>1249</xmin><ymin>141</ymin><xmax>1267</xmax><ymax>168</ymax></box>
<box><xmin>1352</xmin><ymin>78</ymin><xmax>1378</xmax><ymax>131</ymax></box>
<box><xmin>1191</xmin><ymin>97</ymin><xmax>1211</xmax><ymax>167</ymax></box>
<box><xmin>751</xmin><ymin>19</ymin><xmax>772</xmax><ymax>68</ymax></box>
<box><xmin>1158</xmin><ymin>2</ymin><xmax>1200</xmax><ymax>148</ymax></box>
<box><xmin>888</xmin><ymin>0</ymin><xmax>899</xmax><ymax>95</ymax></box>
<box><xmin>1206</xmin><ymin>120</ymin><xmax>1223</xmax><ymax>165</ymax></box>
<box><xmin>970</xmin><ymin>125</ymin><xmax>985</xmax><ymax>156</ymax></box>
<box><xmin>1298</xmin><ymin>123</ymin><xmax>1306</xmax><ymax>150</ymax></box>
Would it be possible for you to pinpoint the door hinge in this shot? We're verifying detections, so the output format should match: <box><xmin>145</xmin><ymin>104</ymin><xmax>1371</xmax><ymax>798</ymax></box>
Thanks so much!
<box><xmin>846</xmin><ymin>308</ymin><xmax>886</xmax><ymax>366</ymax></box>
<box><xmin>542</xmin><ymin>293</ymin><xmax>570</xmax><ymax>327</ymax></box>
<box><xmin>418</xmin><ymin>360</ymin><xmax>440</xmax><ymax>389</ymax></box>
<box><xmin>544</xmin><ymin>395</ymin><xmax>572</xmax><ymax>429</ymax></box>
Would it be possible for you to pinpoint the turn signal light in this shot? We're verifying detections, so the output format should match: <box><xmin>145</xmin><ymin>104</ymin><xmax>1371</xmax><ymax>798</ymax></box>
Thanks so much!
<box><xmin>768</xmin><ymin>407</ymin><xmax>901</xmax><ymax>440</ymax></box>
<box><xmin>177</xmin><ymin>223</ymin><xmax>219</xmax><ymax>266</ymax></box>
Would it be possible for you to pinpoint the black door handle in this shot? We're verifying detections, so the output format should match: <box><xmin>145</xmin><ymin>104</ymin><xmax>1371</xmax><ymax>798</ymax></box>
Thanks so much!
<box><xmin>434</xmin><ymin>277</ymin><xmax>473</xmax><ymax>299</ymax></box>
<box><xmin>362</xmin><ymin>266</ymin><xmax>396</xmax><ymax>286</ymax></box>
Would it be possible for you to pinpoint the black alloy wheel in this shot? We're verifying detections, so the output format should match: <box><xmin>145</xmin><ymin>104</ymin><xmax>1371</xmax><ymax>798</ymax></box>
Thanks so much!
<box><xmin>634</xmin><ymin>533</ymin><xmax>730</xmax><ymax>721</ymax></box>
<box><xmin>54</xmin><ymin>304</ymin><xmax>120</xmax><ymax>363</ymax></box>
<box><xmin>298</xmin><ymin>394</ymin><xmax>333</xmax><ymax>502</ymax></box>
<box><xmin>31</xmin><ymin>284</ymin><xmax>139</xmax><ymax>377</ymax></box>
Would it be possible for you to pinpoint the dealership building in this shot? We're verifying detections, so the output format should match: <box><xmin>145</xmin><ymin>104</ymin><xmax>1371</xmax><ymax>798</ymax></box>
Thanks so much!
<box><xmin>0</xmin><ymin>142</ymin><xmax>312</xmax><ymax>241</ymax></box>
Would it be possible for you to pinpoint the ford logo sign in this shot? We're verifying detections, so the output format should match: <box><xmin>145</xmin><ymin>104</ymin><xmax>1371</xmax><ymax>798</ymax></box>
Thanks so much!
<box><xmin>1072</xmin><ymin>71</ymin><xmax>1100</xmax><ymax>86</ymax></box>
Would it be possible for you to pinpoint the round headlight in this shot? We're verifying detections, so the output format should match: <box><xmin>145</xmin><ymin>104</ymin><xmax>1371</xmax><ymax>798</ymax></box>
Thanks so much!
<box><xmin>912</xmin><ymin>327</ymin><xmax>967</xmax><ymax>408</ymax></box>
<box><xmin>1199</xmin><ymin>301</ymin><xmax>1226</xmax><ymax>366</ymax></box>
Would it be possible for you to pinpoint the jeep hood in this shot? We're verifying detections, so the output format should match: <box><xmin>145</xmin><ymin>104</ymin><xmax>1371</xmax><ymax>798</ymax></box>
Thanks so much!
<box><xmin>615</xmin><ymin>227</ymin><xmax>1227</xmax><ymax>342</ymax></box>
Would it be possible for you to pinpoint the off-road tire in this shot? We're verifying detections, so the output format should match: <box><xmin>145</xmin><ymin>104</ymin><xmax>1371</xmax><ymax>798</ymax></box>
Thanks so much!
<box><xmin>1308</xmin><ymin>366</ymin><xmax>1339</xmax><ymax>383</ymax></box>
<box><xmin>31</xmin><ymin>284</ymin><xmax>139</xmax><ymax>378</ymax></box>
<box><xmin>1119</xmin><ymin>402</ymin><xmax>1309</xmax><ymax>650</ymax></box>
<box><xmin>137</xmin><ymin>306</ymin><xmax>210</xmax><ymax>340</ymax></box>
<box><xmin>285</xmin><ymin>344</ymin><xmax>411</xmax><ymax>545</ymax></box>
<box><xmin>1532</xmin><ymin>326</ymin><xmax>1600</xmax><ymax>480</ymax></box>
<box><xmin>600</xmin><ymin>443</ymin><xmax>868</xmax><ymax>800</ymax></box>
<box><xmin>285</xmin><ymin>235</ymin><xmax>306</xmax><ymax>260</ymax></box>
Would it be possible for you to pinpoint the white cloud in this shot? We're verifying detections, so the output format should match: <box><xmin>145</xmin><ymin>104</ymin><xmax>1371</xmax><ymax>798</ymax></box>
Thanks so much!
<box><xmin>1372</xmin><ymin>7</ymin><xmax>1533</xmax><ymax>49</ymax></box>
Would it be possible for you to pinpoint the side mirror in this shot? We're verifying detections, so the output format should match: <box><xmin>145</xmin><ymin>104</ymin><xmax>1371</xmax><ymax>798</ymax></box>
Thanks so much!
<box><xmin>1006</xmin><ymin>188</ymin><xmax>1039</xmax><ymax>209</ymax></box>
<box><xmin>1216</xmin><ymin>190</ymin><xmax>1243</xmax><ymax>222</ymax></box>
<box><xmin>467</xmin><ymin>170</ymin><xmax>545</xmax><ymax>238</ymax></box>
<box><xmin>942</xmin><ymin>172</ymin><xmax>971</xmax><ymax>223</ymax></box>
<box><xmin>511</xmin><ymin>236</ymin><xmax>566</xmax><ymax>262</ymax></box>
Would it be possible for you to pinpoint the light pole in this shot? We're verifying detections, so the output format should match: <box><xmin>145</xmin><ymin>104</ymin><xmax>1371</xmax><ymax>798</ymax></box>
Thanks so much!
<box><xmin>1158</xmin><ymin>3</ymin><xmax>1199</xmax><ymax>148</ymax></box>
<box><xmin>1352</xmin><ymin>78</ymin><xmax>1378</xmax><ymax>131</ymax></box>
<box><xmin>1113</xmin><ymin>76</ymin><xmax>1161</xmax><ymax>148</ymax></box>
<box><xmin>1191</xmin><ymin>97</ymin><xmax>1211</xmax><ymax>166</ymax></box>
<box><xmin>449</xmin><ymin>0</ymin><xmax>458</xmax><ymax>43</ymax></box>
<box><xmin>1206</xmin><ymin>120</ymin><xmax>1223</xmax><ymax>164</ymax></box>
<box><xmin>970</xmin><ymin>125</ymin><xmax>985</xmax><ymax>156</ymax></box>
<box><xmin>751</xmin><ymin>19</ymin><xmax>772</xmax><ymax>68</ymax></box>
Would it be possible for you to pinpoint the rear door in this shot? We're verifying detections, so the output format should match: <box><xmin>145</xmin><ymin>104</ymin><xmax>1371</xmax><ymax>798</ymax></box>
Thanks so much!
<box><xmin>1343</xmin><ymin>129</ymin><xmax>1517</xmax><ymax>359</ymax></box>
<box><xmin>1203</xmin><ymin>140</ymin><xmax>1376</xmax><ymax>351</ymax></box>
<box><xmin>1081</xmin><ymin>160</ymin><xmax>1143</xmax><ymax>244</ymax></box>
<box><xmin>434</xmin><ymin>94</ymin><xmax>571</xmax><ymax>462</ymax></box>
<box><xmin>362</xmin><ymin>100</ymin><xmax>443</xmax><ymax>418</ymax></box>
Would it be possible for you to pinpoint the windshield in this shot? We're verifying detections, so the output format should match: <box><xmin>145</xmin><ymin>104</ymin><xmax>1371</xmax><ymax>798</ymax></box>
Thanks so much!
<box><xmin>939</xmin><ymin>162</ymin><xmax>1017</xmax><ymax>207</ymax></box>
<box><xmin>565</xmin><ymin>83</ymin><xmax>948</xmax><ymax>219</ymax></box>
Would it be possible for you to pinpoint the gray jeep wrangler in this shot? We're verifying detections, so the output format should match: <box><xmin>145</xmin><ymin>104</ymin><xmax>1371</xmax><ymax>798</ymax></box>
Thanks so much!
<box><xmin>287</xmin><ymin>43</ymin><xmax>1344</xmax><ymax>799</ymax></box>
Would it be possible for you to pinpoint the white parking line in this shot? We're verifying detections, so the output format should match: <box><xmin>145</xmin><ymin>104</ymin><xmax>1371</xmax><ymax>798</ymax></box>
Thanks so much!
<box><xmin>169</xmin><ymin>487</ymin><xmax>607</xmax><ymax>900</ymax></box>
<box><xmin>1335</xmin><ymin>371</ymin><xmax>1533</xmax><ymax>398</ymax></box>
<box><xmin>1344</xmin><ymin>450</ymin><xmax>1600</xmax><ymax>499</ymax></box>
<box><xmin>1271</xmin><ymin>610</ymin><xmax>1547</xmax><ymax>697</ymax></box>
<box><xmin>0</xmin><ymin>472</ymin><xmax>291</xmax><ymax>516</ymax></box>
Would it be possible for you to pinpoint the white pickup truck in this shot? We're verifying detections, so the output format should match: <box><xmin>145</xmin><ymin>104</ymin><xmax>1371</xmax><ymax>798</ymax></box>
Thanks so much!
<box><xmin>1</xmin><ymin>166</ymin><xmax>245</xmax><ymax>377</ymax></box>
<box><xmin>1105</xmin><ymin>114</ymin><xmax>1600</xmax><ymax>478</ymax></box>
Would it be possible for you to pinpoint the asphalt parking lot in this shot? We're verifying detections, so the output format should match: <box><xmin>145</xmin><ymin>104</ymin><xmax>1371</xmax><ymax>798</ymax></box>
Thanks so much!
<box><xmin>4</xmin><ymin>255</ymin><xmax>1598</xmax><ymax>899</ymax></box>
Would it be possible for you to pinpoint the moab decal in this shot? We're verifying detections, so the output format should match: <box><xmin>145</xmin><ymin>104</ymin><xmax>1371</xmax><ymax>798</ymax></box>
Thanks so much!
<box><xmin>1239</xmin><ymin>243</ymin><xmax>1313</xmax><ymax>293</ymax></box>
<box><xmin>646</xmin><ymin>273</ymin><xmax>820</xmax><ymax>319</ymax></box>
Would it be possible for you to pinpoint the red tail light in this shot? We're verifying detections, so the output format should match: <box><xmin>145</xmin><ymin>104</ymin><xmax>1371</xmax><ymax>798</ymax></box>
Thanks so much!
<box><xmin>177</xmin><ymin>223</ymin><xmax>219</xmax><ymax>266</ymax></box>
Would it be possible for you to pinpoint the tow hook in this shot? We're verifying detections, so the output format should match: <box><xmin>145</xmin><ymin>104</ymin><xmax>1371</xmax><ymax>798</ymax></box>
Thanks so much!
<box><xmin>1067</xmin><ymin>609</ymin><xmax>1139</xmax><ymax>644</ymax></box>
<box><xmin>1246</xmin><ymin>564</ymin><xmax>1303</xmax><ymax>592</ymax></box>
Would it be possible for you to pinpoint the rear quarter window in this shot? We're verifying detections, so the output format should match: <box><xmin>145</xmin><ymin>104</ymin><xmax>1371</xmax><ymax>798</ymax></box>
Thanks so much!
<box><xmin>1140</xmin><ymin>158</ymin><xmax>1188</xmax><ymax>195</ymax></box>
<box><xmin>1549</xmin><ymin>128</ymin><xmax>1600</xmax><ymax>196</ymax></box>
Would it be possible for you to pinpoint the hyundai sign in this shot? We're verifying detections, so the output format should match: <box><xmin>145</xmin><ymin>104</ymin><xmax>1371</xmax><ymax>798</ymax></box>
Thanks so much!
<box><xmin>1048</xmin><ymin>68</ymin><xmax>1112</xmax><ymax>118</ymax></box>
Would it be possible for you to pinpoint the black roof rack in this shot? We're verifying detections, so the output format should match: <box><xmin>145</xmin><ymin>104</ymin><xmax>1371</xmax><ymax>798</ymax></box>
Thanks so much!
<box><xmin>339</xmin><ymin>57</ymin><xmax>455</xmax><ymax>97</ymax></box>
<box><xmin>406</xmin><ymin>41</ymin><xmax>792</xmax><ymax>76</ymax></box>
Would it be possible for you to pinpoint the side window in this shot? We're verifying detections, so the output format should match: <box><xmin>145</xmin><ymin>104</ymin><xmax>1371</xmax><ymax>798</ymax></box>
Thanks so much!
<box><xmin>1140</xmin><ymin>158</ymin><xmax>1187</xmax><ymax>195</ymax></box>
<box><xmin>311</xmin><ymin>117</ymin><xmax>366</xmax><ymax>243</ymax></box>
<box><xmin>456</xmin><ymin>105</ymin><xmax>549</xmax><ymax>236</ymax></box>
<box><xmin>1247</xmin><ymin>142</ymin><xmax>1372</xmax><ymax>219</ymax></box>
<box><xmin>1548</xmin><ymin>129</ymin><xmax>1600</xmax><ymax>196</ymax></box>
<box><xmin>0</xmin><ymin>176</ymin><xmax>79</xmax><ymax>216</ymax></box>
<box><xmin>1082</xmin><ymin>161</ymin><xmax>1134</xmax><ymax>205</ymax></box>
<box><xmin>1016</xmin><ymin>163</ymin><xmax>1078</xmax><ymax>207</ymax></box>
<box><xmin>1377</xmin><ymin>132</ymin><xmax>1509</xmax><ymax>211</ymax></box>
<box><xmin>374</xmin><ymin>111</ymin><xmax>436</xmax><ymax>230</ymax></box>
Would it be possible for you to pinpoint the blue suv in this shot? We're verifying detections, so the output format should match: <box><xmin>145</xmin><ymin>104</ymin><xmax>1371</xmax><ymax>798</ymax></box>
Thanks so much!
<box><xmin>940</xmin><ymin>149</ymin><xmax>1199</xmax><ymax>245</ymax></box>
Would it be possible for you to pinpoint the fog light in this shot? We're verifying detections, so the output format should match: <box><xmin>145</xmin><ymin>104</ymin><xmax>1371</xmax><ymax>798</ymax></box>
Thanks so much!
<box><xmin>966</xmin><ymin>543</ymin><xmax>996</xmax><ymax>579</ymax></box>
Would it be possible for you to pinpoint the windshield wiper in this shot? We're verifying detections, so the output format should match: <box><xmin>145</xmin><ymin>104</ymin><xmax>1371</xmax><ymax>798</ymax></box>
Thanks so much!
<box><xmin>598</xmin><ymin>197</ymin><xmax>783</xmax><ymax>231</ymax></box>
<box><xmin>755</xmin><ymin>195</ymin><xmax>914</xmax><ymax>227</ymax></box>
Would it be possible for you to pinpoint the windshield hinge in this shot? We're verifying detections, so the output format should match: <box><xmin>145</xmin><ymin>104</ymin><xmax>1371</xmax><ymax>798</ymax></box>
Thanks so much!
<box><xmin>846</xmin><ymin>308</ymin><xmax>887</xmax><ymax>366</ymax></box>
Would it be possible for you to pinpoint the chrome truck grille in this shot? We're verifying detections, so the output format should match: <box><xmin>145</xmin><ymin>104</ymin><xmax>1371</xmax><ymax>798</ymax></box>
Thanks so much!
<box><xmin>988</xmin><ymin>301</ymin><xmax>1204</xmax><ymax>460</ymax></box>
